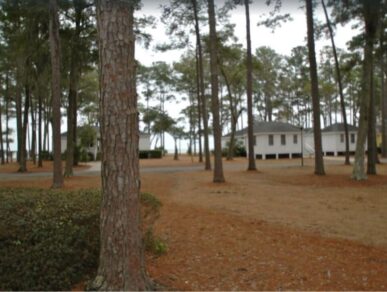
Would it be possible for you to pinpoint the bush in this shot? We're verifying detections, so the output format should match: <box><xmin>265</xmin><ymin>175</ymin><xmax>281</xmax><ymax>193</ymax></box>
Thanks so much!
<box><xmin>139</xmin><ymin>150</ymin><xmax>162</xmax><ymax>159</ymax></box>
<box><xmin>40</xmin><ymin>151</ymin><xmax>53</xmax><ymax>161</ymax></box>
<box><xmin>0</xmin><ymin>189</ymin><xmax>163</xmax><ymax>291</ymax></box>
<box><xmin>0</xmin><ymin>189</ymin><xmax>100</xmax><ymax>291</ymax></box>
<box><xmin>221</xmin><ymin>141</ymin><xmax>247</xmax><ymax>158</ymax></box>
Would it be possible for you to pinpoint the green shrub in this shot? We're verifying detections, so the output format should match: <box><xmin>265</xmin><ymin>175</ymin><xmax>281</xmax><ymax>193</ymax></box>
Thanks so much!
<box><xmin>0</xmin><ymin>189</ymin><xmax>163</xmax><ymax>291</ymax></box>
<box><xmin>139</xmin><ymin>150</ymin><xmax>162</xmax><ymax>159</ymax></box>
<box><xmin>144</xmin><ymin>228</ymin><xmax>167</xmax><ymax>256</ymax></box>
<box><xmin>221</xmin><ymin>141</ymin><xmax>247</xmax><ymax>157</ymax></box>
<box><xmin>0</xmin><ymin>188</ymin><xmax>100</xmax><ymax>291</ymax></box>
<box><xmin>40</xmin><ymin>151</ymin><xmax>53</xmax><ymax>161</ymax></box>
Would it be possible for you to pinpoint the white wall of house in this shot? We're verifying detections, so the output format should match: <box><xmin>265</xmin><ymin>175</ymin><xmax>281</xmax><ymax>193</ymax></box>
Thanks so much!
<box><xmin>222</xmin><ymin>132</ymin><xmax>302</xmax><ymax>159</ymax></box>
<box><xmin>252</xmin><ymin>132</ymin><xmax>301</xmax><ymax>159</ymax></box>
<box><xmin>321</xmin><ymin>131</ymin><xmax>358</xmax><ymax>155</ymax></box>
<box><xmin>139</xmin><ymin>135</ymin><xmax>151</xmax><ymax>150</ymax></box>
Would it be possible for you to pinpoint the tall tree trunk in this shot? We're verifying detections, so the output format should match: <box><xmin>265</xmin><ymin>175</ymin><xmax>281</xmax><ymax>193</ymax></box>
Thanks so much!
<box><xmin>208</xmin><ymin>0</ymin><xmax>225</xmax><ymax>183</ymax></box>
<box><xmin>321</xmin><ymin>0</ymin><xmax>350</xmax><ymax>165</ymax></box>
<box><xmin>380</xmin><ymin>1</ymin><xmax>387</xmax><ymax>158</ymax></box>
<box><xmin>38</xmin><ymin>92</ymin><xmax>43</xmax><ymax>167</ymax></box>
<box><xmin>65</xmin><ymin>2</ymin><xmax>82</xmax><ymax>177</ymax></box>
<box><xmin>306</xmin><ymin>0</ymin><xmax>325</xmax><ymax>175</ymax></box>
<box><xmin>18</xmin><ymin>82</ymin><xmax>30</xmax><ymax>172</ymax></box>
<box><xmin>49</xmin><ymin>0</ymin><xmax>63</xmax><ymax>188</ymax></box>
<box><xmin>0</xmin><ymin>94</ymin><xmax>4</xmax><ymax>165</ymax></box>
<box><xmin>30</xmin><ymin>95</ymin><xmax>37</xmax><ymax>164</ymax></box>
<box><xmin>174</xmin><ymin>138</ymin><xmax>179</xmax><ymax>160</ymax></box>
<box><xmin>245</xmin><ymin>0</ymin><xmax>256</xmax><ymax>171</ymax></box>
<box><xmin>5</xmin><ymin>72</ymin><xmax>10</xmax><ymax>163</ymax></box>
<box><xmin>92</xmin><ymin>0</ymin><xmax>151</xmax><ymax>290</ymax></box>
<box><xmin>16</xmin><ymin>70</ymin><xmax>22</xmax><ymax>163</ymax></box>
<box><xmin>195</xmin><ymin>47</ymin><xmax>203</xmax><ymax>162</ymax></box>
<box><xmin>352</xmin><ymin>0</ymin><xmax>380</xmax><ymax>180</ymax></box>
<box><xmin>367</xmin><ymin>63</ymin><xmax>377</xmax><ymax>174</ymax></box>
<box><xmin>192</xmin><ymin>0</ymin><xmax>211</xmax><ymax>170</ymax></box>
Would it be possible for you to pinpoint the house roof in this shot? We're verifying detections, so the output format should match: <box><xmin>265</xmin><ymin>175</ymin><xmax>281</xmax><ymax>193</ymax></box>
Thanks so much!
<box><xmin>322</xmin><ymin>123</ymin><xmax>358</xmax><ymax>133</ymax></box>
<box><xmin>224</xmin><ymin>121</ymin><xmax>301</xmax><ymax>137</ymax></box>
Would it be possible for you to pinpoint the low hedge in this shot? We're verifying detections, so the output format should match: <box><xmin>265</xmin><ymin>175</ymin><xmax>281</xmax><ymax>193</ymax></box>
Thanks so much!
<box><xmin>0</xmin><ymin>188</ymin><xmax>162</xmax><ymax>291</ymax></box>
<box><xmin>139</xmin><ymin>150</ymin><xmax>162</xmax><ymax>159</ymax></box>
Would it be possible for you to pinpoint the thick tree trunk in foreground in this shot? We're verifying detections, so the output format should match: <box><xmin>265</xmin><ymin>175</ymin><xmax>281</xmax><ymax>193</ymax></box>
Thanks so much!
<box><xmin>306</xmin><ymin>0</ymin><xmax>325</xmax><ymax>175</ymax></box>
<box><xmin>49</xmin><ymin>0</ymin><xmax>63</xmax><ymax>188</ymax></box>
<box><xmin>207</xmin><ymin>0</ymin><xmax>225</xmax><ymax>183</ymax></box>
<box><xmin>192</xmin><ymin>0</ymin><xmax>211</xmax><ymax>170</ymax></box>
<box><xmin>322</xmin><ymin>0</ymin><xmax>350</xmax><ymax>165</ymax></box>
<box><xmin>352</xmin><ymin>0</ymin><xmax>380</xmax><ymax>180</ymax></box>
<box><xmin>92</xmin><ymin>0</ymin><xmax>151</xmax><ymax>290</ymax></box>
<box><xmin>245</xmin><ymin>0</ymin><xmax>256</xmax><ymax>171</ymax></box>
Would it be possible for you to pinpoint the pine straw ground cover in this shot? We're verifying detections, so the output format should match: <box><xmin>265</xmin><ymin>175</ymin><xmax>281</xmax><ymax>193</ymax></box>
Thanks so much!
<box><xmin>1</xmin><ymin>157</ymin><xmax>387</xmax><ymax>290</ymax></box>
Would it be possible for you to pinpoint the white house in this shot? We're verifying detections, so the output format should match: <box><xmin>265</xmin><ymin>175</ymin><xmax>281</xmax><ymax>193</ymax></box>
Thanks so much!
<box><xmin>303</xmin><ymin>123</ymin><xmax>359</xmax><ymax>156</ymax></box>
<box><xmin>322</xmin><ymin>123</ymin><xmax>358</xmax><ymax>156</ymax></box>
<box><xmin>222</xmin><ymin>121</ymin><xmax>303</xmax><ymax>159</ymax></box>
<box><xmin>61</xmin><ymin>127</ymin><xmax>151</xmax><ymax>160</ymax></box>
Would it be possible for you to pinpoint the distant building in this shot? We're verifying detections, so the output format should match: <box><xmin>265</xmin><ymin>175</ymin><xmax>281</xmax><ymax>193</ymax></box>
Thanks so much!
<box><xmin>304</xmin><ymin>123</ymin><xmax>359</xmax><ymax>156</ymax></box>
<box><xmin>222</xmin><ymin>121</ymin><xmax>303</xmax><ymax>159</ymax></box>
<box><xmin>61</xmin><ymin>127</ymin><xmax>151</xmax><ymax>160</ymax></box>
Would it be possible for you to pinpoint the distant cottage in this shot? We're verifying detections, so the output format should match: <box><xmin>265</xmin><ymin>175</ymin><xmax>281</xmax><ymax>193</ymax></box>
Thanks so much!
<box><xmin>61</xmin><ymin>126</ymin><xmax>151</xmax><ymax>160</ymax></box>
<box><xmin>304</xmin><ymin>123</ymin><xmax>359</xmax><ymax>157</ymax></box>
<box><xmin>222</xmin><ymin>121</ymin><xmax>303</xmax><ymax>159</ymax></box>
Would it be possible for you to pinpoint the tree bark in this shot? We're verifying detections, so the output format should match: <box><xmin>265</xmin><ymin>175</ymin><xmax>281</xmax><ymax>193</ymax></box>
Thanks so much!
<box><xmin>380</xmin><ymin>1</ymin><xmax>387</xmax><ymax>158</ymax></box>
<box><xmin>18</xmin><ymin>82</ymin><xmax>30</xmax><ymax>172</ymax></box>
<box><xmin>30</xmin><ymin>92</ymin><xmax>37</xmax><ymax>164</ymax></box>
<box><xmin>306</xmin><ymin>0</ymin><xmax>325</xmax><ymax>175</ymax></box>
<box><xmin>0</xmin><ymin>91</ymin><xmax>4</xmax><ymax>165</ymax></box>
<box><xmin>5</xmin><ymin>72</ymin><xmax>10</xmax><ymax>163</ymax></box>
<box><xmin>192</xmin><ymin>0</ymin><xmax>211</xmax><ymax>170</ymax></box>
<box><xmin>92</xmin><ymin>0</ymin><xmax>151</xmax><ymax>290</ymax></box>
<box><xmin>65</xmin><ymin>1</ymin><xmax>82</xmax><ymax>177</ymax></box>
<box><xmin>245</xmin><ymin>0</ymin><xmax>256</xmax><ymax>171</ymax></box>
<box><xmin>321</xmin><ymin>0</ymin><xmax>350</xmax><ymax>165</ymax></box>
<box><xmin>195</xmin><ymin>47</ymin><xmax>203</xmax><ymax>162</ymax></box>
<box><xmin>367</xmin><ymin>62</ymin><xmax>377</xmax><ymax>174</ymax></box>
<box><xmin>352</xmin><ymin>0</ymin><xmax>380</xmax><ymax>180</ymax></box>
<box><xmin>49</xmin><ymin>0</ymin><xmax>63</xmax><ymax>188</ymax></box>
<box><xmin>16</xmin><ymin>69</ymin><xmax>22</xmax><ymax>163</ymax></box>
<box><xmin>38</xmin><ymin>91</ymin><xmax>43</xmax><ymax>167</ymax></box>
<box><xmin>207</xmin><ymin>0</ymin><xmax>225</xmax><ymax>183</ymax></box>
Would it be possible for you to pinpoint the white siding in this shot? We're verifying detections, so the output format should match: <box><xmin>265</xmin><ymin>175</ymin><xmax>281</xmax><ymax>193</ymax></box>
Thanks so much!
<box><xmin>252</xmin><ymin>132</ymin><xmax>301</xmax><ymax>158</ymax></box>
<box><xmin>139</xmin><ymin>135</ymin><xmax>151</xmax><ymax>150</ymax></box>
<box><xmin>322</xmin><ymin>131</ymin><xmax>358</xmax><ymax>154</ymax></box>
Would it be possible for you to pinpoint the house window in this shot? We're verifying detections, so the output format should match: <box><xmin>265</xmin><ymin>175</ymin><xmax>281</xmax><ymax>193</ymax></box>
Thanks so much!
<box><xmin>293</xmin><ymin>134</ymin><xmax>298</xmax><ymax>144</ymax></box>
<box><xmin>340</xmin><ymin>134</ymin><xmax>344</xmax><ymax>143</ymax></box>
<box><xmin>351</xmin><ymin>133</ymin><xmax>355</xmax><ymax>144</ymax></box>
<box><xmin>281</xmin><ymin>134</ymin><xmax>286</xmax><ymax>145</ymax></box>
<box><xmin>268</xmin><ymin>135</ymin><xmax>274</xmax><ymax>146</ymax></box>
